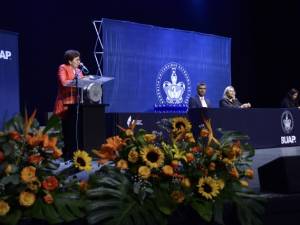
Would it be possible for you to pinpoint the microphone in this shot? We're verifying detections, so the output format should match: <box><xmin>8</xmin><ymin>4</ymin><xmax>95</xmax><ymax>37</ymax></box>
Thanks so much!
<box><xmin>79</xmin><ymin>62</ymin><xmax>89</xmax><ymax>75</ymax></box>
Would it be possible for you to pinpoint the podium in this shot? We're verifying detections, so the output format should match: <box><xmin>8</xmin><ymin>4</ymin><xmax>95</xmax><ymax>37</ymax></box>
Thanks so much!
<box><xmin>62</xmin><ymin>104</ymin><xmax>107</xmax><ymax>159</ymax></box>
<box><xmin>65</xmin><ymin>75</ymin><xmax>114</xmax><ymax>103</ymax></box>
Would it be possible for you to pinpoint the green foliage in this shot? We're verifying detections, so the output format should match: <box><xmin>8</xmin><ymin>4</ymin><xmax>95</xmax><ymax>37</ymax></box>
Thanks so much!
<box><xmin>86</xmin><ymin>167</ymin><xmax>168</xmax><ymax>225</ymax></box>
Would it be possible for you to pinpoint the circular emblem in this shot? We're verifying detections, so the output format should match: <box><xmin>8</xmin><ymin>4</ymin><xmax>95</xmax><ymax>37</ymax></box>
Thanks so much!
<box><xmin>281</xmin><ymin>110</ymin><xmax>294</xmax><ymax>134</ymax></box>
<box><xmin>156</xmin><ymin>62</ymin><xmax>191</xmax><ymax>105</ymax></box>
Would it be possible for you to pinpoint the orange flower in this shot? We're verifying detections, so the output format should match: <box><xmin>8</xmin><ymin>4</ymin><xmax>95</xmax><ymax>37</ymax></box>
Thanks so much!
<box><xmin>162</xmin><ymin>165</ymin><xmax>174</xmax><ymax>176</ymax></box>
<box><xmin>9</xmin><ymin>131</ymin><xmax>22</xmax><ymax>141</ymax></box>
<box><xmin>52</xmin><ymin>147</ymin><xmax>63</xmax><ymax>159</ymax></box>
<box><xmin>230</xmin><ymin>167</ymin><xmax>239</xmax><ymax>179</ymax></box>
<box><xmin>21</xmin><ymin>166</ymin><xmax>37</xmax><ymax>183</ymax></box>
<box><xmin>245</xmin><ymin>168</ymin><xmax>254</xmax><ymax>179</ymax></box>
<box><xmin>191</xmin><ymin>146</ymin><xmax>201</xmax><ymax>153</ymax></box>
<box><xmin>79</xmin><ymin>180</ymin><xmax>89</xmax><ymax>192</ymax></box>
<box><xmin>28</xmin><ymin>154</ymin><xmax>44</xmax><ymax>165</ymax></box>
<box><xmin>106</xmin><ymin>136</ymin><xmax>125</xmax><ymax>151</ymax></box>
<box><xmin>200</xmin><ymin>128</ymin><xmax>209</xmax><ymax>137</ymax></box>
<box><xmin>171</xmin><ymin>160</ymin><xmax>180</xmax><ymax>168</ymax></box>
<box><xmin>93</xmin><ymin>136</ymin><xmax>125</xmax><ymax>164</ymax></box>
<box><xmin>93</xmin><ymin>144</ymin><xmax>117</xmax><ymax>164</ymax></box>
<box><xmin>171</xmin><ymin>191</ymin><xmax>185</xmax><ymax>203</ymax></box>
<box><xmin>0</xmin><ymin>200</ymin><xmax>10</xmax><ymax>216</ymax></box>
<box><xmin>42</xmin><ymin>176</ymin><xmax>59</xmax><ymax>191</ymax></box>
<box><xmin>138</xmin><ymin>166</ymin><xmax>151</xmax><ymax>179</ymax></box>
<box><xmin>43</xmin><ymin>194</ymin><xmax>54</xmax><ymax>204</ymax></box>
<box><xmin>208</xmin><ymin>162</ymin><xmax>216</xmax><ymax>171</ymax></box>
<box><xmin>43</xmin><ymin>136</ymin><xmax>57</xmax><ymax>148</ymax></box>
<box><xmin>0</xmin><ymin>151</ymin><xmax>4</xmax><ymax>163</ymax></box>
<box><xmin>186</xmin><ymin>153</ymin><xmax>195</xmax><ymax>162</ymax></box>
<box><xmin>205</xmin><ymin>147</ymin><xmax>214</xmax><ymax>157</ymax></box>
<box><xmin>116</xmin><ymin>159</ymin><xmax>128</xmax><ymax>170</ymax></box>
<box><xmin>26</xmin><ymin>133</ymin><xmax>44</xmax><ymax>146</ymax></box>
<box><xmin>128</xmin><ymin>150</ymin><xmax>139</xmax><ymax>163</ymax></box>
<box><xmin>231</xmin><ymin>143</ymin><xmax>242</xmax><ymax>156</ymax></box>
<box><xmin>19</xmin><ymin>191</ymin><xmax>36</xmax><ymax>207</ymax></box>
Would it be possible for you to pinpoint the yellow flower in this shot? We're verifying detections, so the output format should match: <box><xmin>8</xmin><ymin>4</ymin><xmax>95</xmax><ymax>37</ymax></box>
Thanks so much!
<box><xmin>172</xmin><ymin>144</ymin><xmax>187</xmax><ymax>162</ymax></box>
<box><xmin>240</xmin><ymin>180</ymin><xmax>249</xmax><ymax>187</ymax></box>
<box><xmin>172</xmin><ymin>117</ymin><xmax>192</xmax><ymax>134</ymax></box>
<box><xmin>144</xmin><ymin>134</ymin><xmax>156</xmax><ymax>143</ymax></box>
<box><xmin>21</xmin><ymin>166</ymin><xmax>37</xmax><ymax>183</ymax></box>
<box><xmin>138</xmin><ymin>166</ymin><xmax>151</xmax><ymax>179</ymax></box>
<box><xmin>185</xmin><ymin>132</ymin><xmax>195</xmax><ymax>143</ymax></box>
<box><xmin>19</xmin><ymin>191</ymin><xmax>36</xmax><ymax>207</ymax></box>
<box><xmin>128</xmin><ymin>150</ymin><xmax>139</xmax><ymax>163</ymax></box>
<box><xmin>0</xmin><ymin>200</ymin><xmax>10</xmax><ymax>216</ymax></box>
<box><xmin>181</xmin><ymin>177</ymin><xmax>191</xmax><ymax>188</ymax></box>
<box><xmin>125</xmin><ymin>129</ymin><xmax>134</xmax><ymax>137</ymax></box>
<box><xmin>73</xmin><ymin>150</ymin><xmax>92</xmax><ymax>171</ymax></box>
<box><xmin>171</xmin><ymin>191</ymin><xmax>185</xmax><ymax>203</ymax></box>
<box><xmin>216</xmin><ymin>179</ymin><xmax>225</xmax><ymax>190</ymax></box>
<box><xmin>140</xmin><ymin>145</ymin><xmax>164</xmax><ymax>168</ymax></box>
<box><xmin>162</xmin><ymin>165</ymin><xmax>174</xmax><ymax>176</ymax></box>
<box><xmin>197</xmin><ymin>177</ymin><xmax>220</xmax><ymax>200</ymax></box>
<box><xmin>186</xmin><ymin>153</ymin><xmax>195</xmax><ymax>162</ymax></box>
<box><xmin>116</xmin><ymin>160</ymin><xmax>128</xmax><ymax>170</ymax></box>
<box><xmin>5</xmin><ymin>164</ymin><xmax>13</xmax><ymax>174</ymax></box>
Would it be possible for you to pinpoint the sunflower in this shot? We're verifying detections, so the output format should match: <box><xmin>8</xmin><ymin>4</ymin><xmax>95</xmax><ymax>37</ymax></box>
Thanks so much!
<box><xmin>73</xmin><ymin>150</ymin><xmax>92</xmax><ymax>171</ymax></box>
<box><xmin>197</xmin><ymin>177</ymin><xmax>220</xmax><ymax>200</ymax></box>
<box><xmin>172</xmin><ymin>117</ymin><xmax>192</xmax><ymax>134</ymax></box>
<box><xmin>140</xmin><ymin>145</ymin><xmax>165</xmax><ymax>168</ymax></box>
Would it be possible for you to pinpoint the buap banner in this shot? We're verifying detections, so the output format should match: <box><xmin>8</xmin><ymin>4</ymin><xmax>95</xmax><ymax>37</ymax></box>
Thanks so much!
<box><xmin>102</xmin><ymin>18</ymin><xmax>231</xmax><ymax>112</ymax></box>
<box><xmin>0</xmin><ymin>30</ymin><xmax>19</xmax><ymax>128</ymax></box>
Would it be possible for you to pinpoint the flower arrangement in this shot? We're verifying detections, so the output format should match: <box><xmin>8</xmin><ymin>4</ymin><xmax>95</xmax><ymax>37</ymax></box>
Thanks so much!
<box><xmin>87</xmin><ymin>116</ymin><xmax>264</xmax><ymax>225</ymax></box>
<box><xmin>0</xmin><ymin>111</ymin><xmax>86</xmax><ymax>225</ymax></box>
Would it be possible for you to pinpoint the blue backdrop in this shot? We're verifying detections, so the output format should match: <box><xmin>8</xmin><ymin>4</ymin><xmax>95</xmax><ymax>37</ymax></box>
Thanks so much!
<box><xmin>0</xmin><ymin>30</ymin><xmax>19</xmax><ymax>128</ymax></box>
<box><xmin>102</xmin><ymin>19</ymin><xmax>231</xmax><ymax>112</ymax></box>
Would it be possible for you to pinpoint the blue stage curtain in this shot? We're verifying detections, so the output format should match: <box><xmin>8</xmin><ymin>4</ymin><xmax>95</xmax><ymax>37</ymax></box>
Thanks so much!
<box><xmin>0</xmin><ymin>30</ymin><xmax>19</xmax><ymax>128</ymax></box>
<box><xmin>102</xmin><ymin>18</ymin><xmax>231</xmax><ymax>112</ymax></box>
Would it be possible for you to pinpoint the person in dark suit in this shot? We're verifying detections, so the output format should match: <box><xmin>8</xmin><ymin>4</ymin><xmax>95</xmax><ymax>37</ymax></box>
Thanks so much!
<box><xmin>281</xmin><ymin>88</ymin><xmax>300</xmax><ymax>108</ymax></box>
<box><xmin>219</xmin><ymin>86</ymin><xmax>251</xmax><ymax>109</ymax></box>
<box><xmin>188</xmin><ymin>83</ymin><xmax>211</xmax><ymax>108</ymax></box>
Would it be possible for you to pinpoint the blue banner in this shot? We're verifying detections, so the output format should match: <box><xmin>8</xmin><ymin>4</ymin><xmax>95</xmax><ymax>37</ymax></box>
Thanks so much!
<box><xmin>102</xmin><ymin>19</ymin><xmax>231</xmax><ymax>112</ymax></box>
<box><xmin>0</xmin><ymin>30</ymin><xmax>19</xmax><ymax>128</ymax></box>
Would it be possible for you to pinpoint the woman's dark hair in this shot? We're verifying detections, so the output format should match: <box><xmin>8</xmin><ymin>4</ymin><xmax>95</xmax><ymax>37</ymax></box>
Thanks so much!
<box><xmin>288</xmin><ymin>88</ymin><xmax>299</xmax><ymax>99</ymax></box>
<box><xmin>64</xmin><ymin>50</ymin><xmax>80</xmax><ymax>64</ymax></box>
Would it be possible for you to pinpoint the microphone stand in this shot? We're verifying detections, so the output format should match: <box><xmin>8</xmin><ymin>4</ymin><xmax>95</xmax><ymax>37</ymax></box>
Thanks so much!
<box><xmin>75</xmin><ymin>70</ymin><xmax>80</xmax><ymax>151</ymax></box>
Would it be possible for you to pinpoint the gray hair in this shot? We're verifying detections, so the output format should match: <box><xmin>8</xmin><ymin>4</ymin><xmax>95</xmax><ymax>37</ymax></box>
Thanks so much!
<box><xmin>223</xmin><ymin>86</ymin><xmax>235</xmax><ymax>99</ymax></box>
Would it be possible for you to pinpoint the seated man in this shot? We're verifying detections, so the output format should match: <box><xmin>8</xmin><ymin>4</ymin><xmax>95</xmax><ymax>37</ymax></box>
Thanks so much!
<box><xmin>219</xmin><ymin>86</ymin><xmax>251</xmax><ymax>108</ymax></box>
<box><xmin>188</xmin><ymin>83</ymin><xmax>211</xmax><ymax>108</ymax></box>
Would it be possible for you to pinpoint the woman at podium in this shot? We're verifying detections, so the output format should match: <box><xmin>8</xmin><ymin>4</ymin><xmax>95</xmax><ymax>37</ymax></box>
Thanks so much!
<box><xmin>53</xmin><ymin>50</ymin><xmax>83</xmax><ymax>118</ymax></box>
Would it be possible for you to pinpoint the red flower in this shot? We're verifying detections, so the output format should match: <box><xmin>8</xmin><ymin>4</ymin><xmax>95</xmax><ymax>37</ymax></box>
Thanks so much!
<box><xmin>0</xmin><ymin>151</ymin><xmax>4</xmax><ymax>162</ymax></box>
<box><xmin>42</xmin><ymin>176</ymin><xmax>59</xmax><ymax>191</ymax></box>
<box><xmin>9</xmin><ymin>131</ymin><xmax>22</xmax><ymax>141</ymax></box>
<box><xmin>43</xmin><ymin>194</ymin><xmax>54</xmax><ymax>204</ymax></box>
<box><xmin>28</xmin><ymin>154</ymin><xmax>44</xmax><ymax>164</ymax></box>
